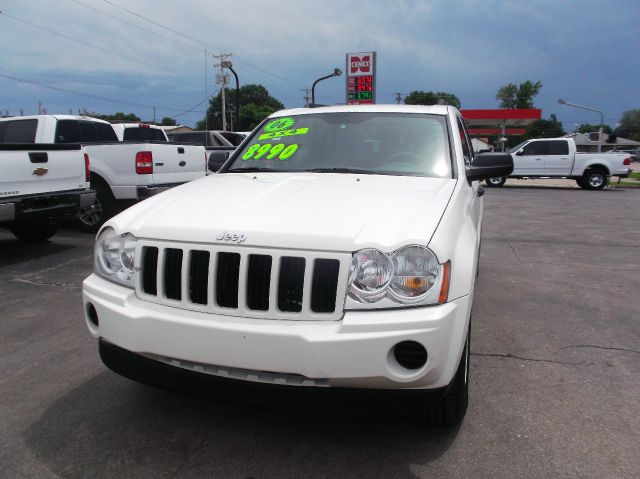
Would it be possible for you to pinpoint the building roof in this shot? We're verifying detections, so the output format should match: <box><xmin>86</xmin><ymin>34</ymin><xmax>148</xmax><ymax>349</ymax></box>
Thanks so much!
<box><xmin>461</xmin><ymin>109</ymin><xmax>542</xmax><ymax>136</ymax></box>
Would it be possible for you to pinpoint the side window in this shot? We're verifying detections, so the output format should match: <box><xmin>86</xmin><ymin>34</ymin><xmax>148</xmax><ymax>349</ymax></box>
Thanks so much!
<box><xmin>0</xmin><ymin>119</ymin><xmax>38</xmax><ymax>143</ymax></box>
<box><xmin>548</xmin><ymin>141</ymin><xmax>569</xmax><ymax>155</ymax></box>
<box><xmin>522</xmin><ymin>141</ymin><xmax>547</xmax><ymax>155</ymax></box>
<box><xmin>79</xmin><ymin>122</ymin><xmax>97</xmax><ymax>142</ymax></box>
<box><xmin>456</xmin><ymin>117</ymin><xmax>473</xmax><ymax>165</ymax></box>
<box><xmin>93</xmin><ymin>122</ymin><xmax>118</xmax><ymax>142</ymax></box>
<box><xmin>55</xmin><ymin>120</ymin><xmax>82</xmax><ymax>143</ymax></box>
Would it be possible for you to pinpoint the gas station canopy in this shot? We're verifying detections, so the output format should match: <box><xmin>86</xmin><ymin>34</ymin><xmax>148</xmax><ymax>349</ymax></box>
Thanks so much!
<box><xmin>461</xmin><ymin>109</ymin><xmax>541</xmax><ymax>137</ymax></box>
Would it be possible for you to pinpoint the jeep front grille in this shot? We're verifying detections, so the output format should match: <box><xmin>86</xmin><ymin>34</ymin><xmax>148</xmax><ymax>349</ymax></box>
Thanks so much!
<box><xmin>135</xmin><ymin>241</ymin><xmax>350</xmax><ymax>321</ymax></box>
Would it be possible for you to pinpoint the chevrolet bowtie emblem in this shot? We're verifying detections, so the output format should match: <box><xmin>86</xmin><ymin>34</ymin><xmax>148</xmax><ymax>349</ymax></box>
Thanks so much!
<box><xmin>33</xmin><ymin>167</ymin><xmax>49</xmax><ymax>176</ymax></box>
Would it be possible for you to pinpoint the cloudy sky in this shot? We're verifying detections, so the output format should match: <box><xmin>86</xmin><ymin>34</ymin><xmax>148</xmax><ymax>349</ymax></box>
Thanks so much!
<box><xmin>1</xmin><ymin>0</ymin><xmax>638</xmax><ymax>129</ymax></box>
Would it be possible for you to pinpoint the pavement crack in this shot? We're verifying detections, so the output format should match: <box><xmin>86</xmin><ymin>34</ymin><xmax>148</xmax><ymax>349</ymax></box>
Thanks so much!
<box><xmin>12</xmin><ymin>278</ymin><xmax>80</xmax><ymax>289</ymax></box>
<box><xmin>472</xmin><ymin>351</ymin><xmax>586</xmax><ymax>366</ymax></box>
<box><xmin>560</xmin><ymin>345</ymin><xmax>640</xmax><ymax>355</ymax></box>
<box><xmin>506</xmin><ymin>242</ymin><xmax>522</xmax><ymax>263</ymax></box>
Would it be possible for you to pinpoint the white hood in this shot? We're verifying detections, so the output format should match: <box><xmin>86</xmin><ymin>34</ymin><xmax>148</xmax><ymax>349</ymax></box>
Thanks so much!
<box><xmin>110</xmin><ymin>173</ymin><xmax>456</xmax><ymax>252</ymax></box>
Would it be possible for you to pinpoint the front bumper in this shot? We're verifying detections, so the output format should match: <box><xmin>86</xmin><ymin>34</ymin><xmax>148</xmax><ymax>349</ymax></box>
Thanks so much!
<box><xmin>83</xmin><ymin>274</ymin><xmax>471</xmax><ymax>391</ymax></box>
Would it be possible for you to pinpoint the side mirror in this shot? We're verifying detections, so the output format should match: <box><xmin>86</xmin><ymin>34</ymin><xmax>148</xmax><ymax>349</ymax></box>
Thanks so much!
<box><xmin>465</xmin><ymin>152</ymin><xmax>514</xmax><ymax>182</ymax></box>
<box><xmin>515</xmin><ymin>149</ymin><xmax>524</xmax><ymax>156</ymax></box>
<box><xmin>208</xmin><ymin>151</ymin><xmax>231</xmax><ymax>172</ymax></box>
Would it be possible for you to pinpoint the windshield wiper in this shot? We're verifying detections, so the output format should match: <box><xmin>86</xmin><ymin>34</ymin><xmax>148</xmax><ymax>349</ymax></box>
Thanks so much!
<box><xmin>307</xmin><ymin>167</ymin><xmax>378</xmax><ymax>175</ymax></box>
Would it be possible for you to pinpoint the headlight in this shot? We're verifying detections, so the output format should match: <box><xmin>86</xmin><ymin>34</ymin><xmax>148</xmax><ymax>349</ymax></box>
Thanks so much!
<box><xmin>94</xmin><ymin>227</ymin><xmax>138</xmax><ymax>287</ymax></box>
<box><xmin>347</xmin><ymin>245</ymin><xmax>450</xmax><ymax>308</ymax></box>
<box><xmin>349</xmin><ymin>249</ymin><xmax>394</xmax><ymax>302</ymax></box>
<box><xmin>389</xmin><ymin>246</ymin><xmax>439</xmax><ymax>302</ymax></box>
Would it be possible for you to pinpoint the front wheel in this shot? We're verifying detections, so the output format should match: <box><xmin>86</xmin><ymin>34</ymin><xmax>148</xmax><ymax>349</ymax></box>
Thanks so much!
<box><xmin>485</xmin><ymin>176</ymin><xmax>506</xmax><ymax>187</ymax></box>
<box><xmin>424</xmin><ymin>327</ymin><xmax>470</xmax><ymax>426</ymax></box>
<box><xmin>580</xmin><ymin>169</ymin><xmax>608</xmax><ymax>190</ymax></box>
<box><xmin>11</xmin><ymin>223</ymin><xmax>58</xmax><ymax>242</ymax></box>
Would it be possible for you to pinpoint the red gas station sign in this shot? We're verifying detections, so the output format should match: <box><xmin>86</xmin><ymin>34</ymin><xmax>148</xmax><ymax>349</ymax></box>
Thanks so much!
<box><xmin>346</xmin><ymin>52</ymin><xmax>376</xmax><ymax>105</ymax></box>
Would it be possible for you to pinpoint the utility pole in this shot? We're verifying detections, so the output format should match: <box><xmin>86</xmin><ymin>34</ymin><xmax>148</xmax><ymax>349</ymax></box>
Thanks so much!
<box><xmin>204</xmin><ymin>48</ymin><xmax>208</xmax><ymax>130</ymax></box>
<box><xmin>213</xmin><ymin>52</ymin><xmax>232</xmax><ymax>131</ymax></box>
<box><xmin>301</xmin><ymin>88</ymin><xmax>311</xmax><ymax>106</ymax></box>
<box><xmin>38</xmin><ymin>100</ymin><xmax>42</xmax><ymax>114</ymax></box>
<box><xmin>394</xmin><ymin>93</ymin><xmax>404</xmax><ymax>104</ymax></box>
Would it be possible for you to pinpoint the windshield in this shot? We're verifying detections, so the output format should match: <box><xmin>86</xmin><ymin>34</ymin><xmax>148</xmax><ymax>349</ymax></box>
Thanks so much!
<box><xmin>123</xmin><ymin>127</ymin><xmax>167</xmax><ymax>142</ymax></box>
<box><xmin>224</xmin><ymin>112</ymin><xmax>452</xmax><ymax>178</ymax></box>
<box><xmin>509</xmin><ymin>140</ymin><xmax>529</xmax><ymax>153</ymax></box>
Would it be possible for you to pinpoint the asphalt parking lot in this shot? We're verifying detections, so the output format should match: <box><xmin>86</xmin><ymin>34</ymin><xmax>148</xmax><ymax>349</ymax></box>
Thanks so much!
<box><xmin>1</xmin><ymin>186</ymin><xmax>639</xmax><ymax>478</ymax></box>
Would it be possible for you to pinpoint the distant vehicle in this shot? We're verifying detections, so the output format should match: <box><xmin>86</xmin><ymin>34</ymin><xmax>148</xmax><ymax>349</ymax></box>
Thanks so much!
<box><xmin>485</xmin><ymin>137</ymin><xmax>632</xmax><ymax>190</ymax></box>
<box><xmin>168</xmin><ymin>130</ymin><xmax>246</xmax><ymax>147</ymax></box>
<box><xmin>111</xmin><ymin>123</ymin><xmax>169</xmax><ymax>142</ymax></box>
<box><xmin>0</xmin><ymin>115</ymin><xmax>207</xmax><ymax>230</ymax></box>
<box><xmin>0</xmin><ymin>135</ymin><xmax>94</xmax><ymax>241</ymax></box>
<box><xmin>167</xmin><ymin>131</ymin><xmax>241</xmax><ymax>172</ymax></box>
<box><xmin>608</xmin><ymin>146</ymin><xmax>639</xmax><ymax>162</ymax></box>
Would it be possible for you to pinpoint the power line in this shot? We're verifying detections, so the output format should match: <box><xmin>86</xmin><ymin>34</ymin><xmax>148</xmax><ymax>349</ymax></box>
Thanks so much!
<box><xmin>0</xmin><ymin>71</ymin><xmax>204</xmax><ymax>113</ymax></box>
<box><xmin>70</xmin><ymin>0</ymin><xmax>202</xmax><ymax>52</ymax></box>
<box><xmin>170</xmin><ymin>98</ymin><xmax>207</xmax><ymax>119</ymax></box>
<box><xmin>0</xmin><ymin>11</ymin><xmax>198</xmax><ymax>78</ymax></box>
<box><xmin>101</xmin><ymin>0</ymin><xmax>306</xmax><ymax>89</ymax></box>
<box><xmin>102</xmin><ymin>0</ymin><xmax>206</xmax><ymax>47</ymax></box>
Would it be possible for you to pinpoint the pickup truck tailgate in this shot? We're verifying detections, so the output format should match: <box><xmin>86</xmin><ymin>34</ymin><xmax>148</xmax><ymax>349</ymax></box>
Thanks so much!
<box><xmin>151</xmin><ymin>143</ymin><xmax>206</xmax><ymax>184</ymax></box>
<box><xmin>0</xmin><ymin>144</ymin><xmax>86</xmax><ymax>197</ymax></box>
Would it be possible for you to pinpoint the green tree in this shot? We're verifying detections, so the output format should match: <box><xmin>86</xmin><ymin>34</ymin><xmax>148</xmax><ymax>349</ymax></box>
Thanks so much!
<box><xmin>404</xmin><ymin>90</ymin><xmax>461</xmax><ymax>108</ymax></box>
<box><xmin>80</xmin><ymin>110</ymin><xmax>141</xmax><ymax>122</ymax></box>
<box><xmin>526</xmin><ymin>114</ymin><xmax>566</xmax><ymax>139</ymax></box>
<box><xmin>197</xmin><ymin>84</ymin><xmax>284</xmax><ymax>131</ymax></box>
<box><xmin>618</xmin><ymin>109</ymin><xmax>640</xmax><ymax>141</ymax></box>
<box><xmin>496</xmin><ymin>81</ymin><xmax>542</xmax><ymax>109</ymax></box>
<box><xmin>161</xmin><ymin>117</ymin><xmax>177</xmax><ymax>126</ymax></box>
<box><xmin>577</xmin><ymin>123</ymin><xmax>612</xmax><ymax>135</ymax></box>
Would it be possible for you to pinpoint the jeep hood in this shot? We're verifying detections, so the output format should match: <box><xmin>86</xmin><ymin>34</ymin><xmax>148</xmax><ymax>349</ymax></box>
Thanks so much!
<box><xmin>110</xmin><ymin>173</ymin><xmax>456</xmax><ymax>252</ymax></box>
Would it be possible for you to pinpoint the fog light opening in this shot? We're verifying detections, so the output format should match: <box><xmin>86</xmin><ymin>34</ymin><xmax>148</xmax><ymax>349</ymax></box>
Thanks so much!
<box><xmin>86</xmin><ymin>303</ymin><xmax>99</xmax><ymax>328</ymax></box>
<box><xmin>393</xmin><ymin>341</ymin><xmax>427</xmax><ymax>370</ymax></box>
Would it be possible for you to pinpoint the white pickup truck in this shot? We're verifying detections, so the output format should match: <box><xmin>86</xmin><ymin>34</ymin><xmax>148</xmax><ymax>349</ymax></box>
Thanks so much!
<box><xmin>0</xmin><ymin>140</ymin><xmax>94</xmax><ymax>241</ymax></box>
<box><xmin>111</xmin><ymin>122</ymin><xmax>171</xmax><ymax>142</ymax></box>
<box><xmin>485</xmin><ymin>137</ymin><xmax>632</xmax><ymax>190</ymax></box>
<box><xmin>0</xmin><ymin>116</ymin><xmax>207</xmax><ymax>231</ymax></box>
<box><xmin>82</xmin><ymin>104</ymin><xmax>513</xmax><ymax>425</ymax></box>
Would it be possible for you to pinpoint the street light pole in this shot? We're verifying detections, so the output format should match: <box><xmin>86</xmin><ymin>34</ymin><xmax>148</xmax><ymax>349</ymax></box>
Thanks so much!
<box><xmin>222</xmin><ymin>61</ymin><xmax>239</xmax><ymax>130</ymax></box>
<box><xmin>558</xmin><ymin>98</ymin><xmax>605</xmax><ymax>152</ymax></box>
<box><xmin>311</xmin><ymin>68</ymin><xmax>342</xmax><ymax>106</ymax></box>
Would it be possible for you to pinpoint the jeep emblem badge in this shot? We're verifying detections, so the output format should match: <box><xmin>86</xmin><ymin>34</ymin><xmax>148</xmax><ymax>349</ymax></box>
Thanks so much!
<box><xmin>215</xmin><ymin>232</ymin><xmax>247</xmax><ymax>243</ymax></box>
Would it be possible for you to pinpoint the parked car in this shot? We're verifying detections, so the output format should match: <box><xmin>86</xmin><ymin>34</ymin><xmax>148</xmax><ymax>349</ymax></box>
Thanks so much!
<box><xmin>0</xmin><ymin>115</ymin><xmax>207</xmax><ymax>230</ymax></box>
<box><xmin>82</xmin><ymin>104</ymin><xmax>512</xmax><ymax>425</ymax></box>
<box><xmin>0</xmin><ymin>139</ymin><xmax>94</xmax><ymax>241</ymax></box>
<box><xmin>485</xmin><ymin>137</ymin><xmax>632</xmax><ymax>190</ymax></box>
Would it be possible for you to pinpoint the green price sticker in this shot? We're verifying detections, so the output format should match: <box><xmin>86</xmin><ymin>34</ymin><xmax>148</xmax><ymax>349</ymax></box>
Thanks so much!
<box><xmin>263</xmin><ymin>117</ymin><xmax>295</xmax><ymax>133</ymax></box>
<box><xmin>242</xmin><ymin>143</ymin><xmax>299</xmax><ymax>161</ymax></box>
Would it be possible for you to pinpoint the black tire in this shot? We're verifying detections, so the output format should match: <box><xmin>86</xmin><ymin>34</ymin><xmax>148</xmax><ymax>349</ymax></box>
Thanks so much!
<box><xmin>11</xmin><ymin>223</ymin><xmax>58</xmax><ymax>242</ymax></box>
<box><xmin>424</xmin><ymin>327</ymin><xmax>470</xmax><ymax>426</ymax></box>
<box><xmin>485</xmin><ymin>176</ymin><xmax>506</xmax><ymax>187</ymax></box>
<box><xmin>576</xmin><ymin>177</ymin><xmax>586</xmax><ymax>188</ymax></box>
<box><xmin>580</xmin><ymin>169</ymin><xmax>608</xmax><ymax>190</ymax></box>
<box><xmin>77</xmin><ymin>182</ymin><xmax>115</xmax><ymax>232</ymax></box>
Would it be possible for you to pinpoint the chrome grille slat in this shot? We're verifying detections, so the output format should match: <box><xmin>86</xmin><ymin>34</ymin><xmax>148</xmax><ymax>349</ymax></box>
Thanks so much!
<box><xmin>135</xmin><ymin>241</ymin><xmax>349</xmax><ymax>321</ymax></box>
